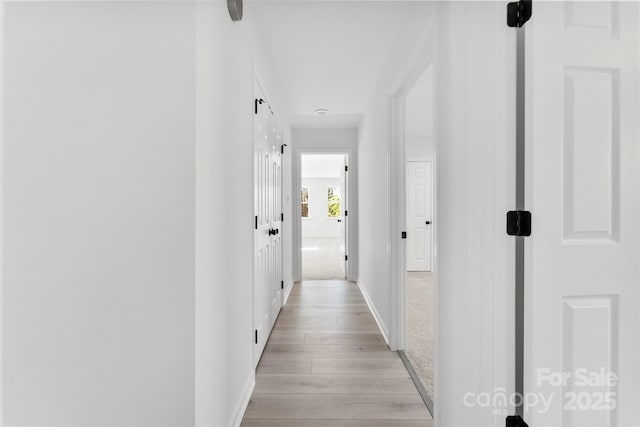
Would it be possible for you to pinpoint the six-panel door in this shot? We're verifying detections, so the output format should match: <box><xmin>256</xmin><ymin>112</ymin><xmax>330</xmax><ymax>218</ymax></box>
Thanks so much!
<box><xmin>525</xmin><ymin>2</ymin><xmax>640</xmax><ymax>425</ymax></box>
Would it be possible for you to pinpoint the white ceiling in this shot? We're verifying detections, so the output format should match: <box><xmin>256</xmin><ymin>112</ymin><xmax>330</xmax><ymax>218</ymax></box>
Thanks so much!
<box><xmin>405</xmin><ymin>63</ymin><xmax>434</xmax><ymax>139</ymax></box>
<box><xmin>301</xmin><ymin>154</ymin><xmax>346</xmax><ymax>178</ymax></box>
<box><xmin>249</xmin><ymin>1</ymin><xmax>433</xmax><ymax>128</ymax></box>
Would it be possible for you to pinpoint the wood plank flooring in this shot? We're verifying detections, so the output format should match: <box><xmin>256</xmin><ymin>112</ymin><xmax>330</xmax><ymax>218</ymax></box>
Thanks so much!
<box><xmin>242</xmin><ymin>280</ymin><xmax>432</xmax><ymax>426</ymax></box>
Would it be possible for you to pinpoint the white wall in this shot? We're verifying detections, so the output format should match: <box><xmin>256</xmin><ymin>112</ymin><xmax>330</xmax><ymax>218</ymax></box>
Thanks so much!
<box><xmin>406</xmin><ymin>137</ymin><xmax>434</xmax><ymax>162</ymax></box>
<box><xmin>405</xmin><ymin>62</ymin><xmax>434</xmax><ymax>162</ymax></box>
<box><xmin>293</xmin><ymin>128</ymin><xmax>357</xmax><ymax>151</ymax></box>
<box><xmin>292</xmin><ymin>128</ymin><xmax>358</xmax><ymax>281</ymax></box>
<box><xmin>405</xmin><ymin>64</ymin><xmax>434</xmax><ymax>141</ymax></box>
<box><xmin>357</xmin><ymin>2</ymin><xmax>515</xmax><ymax>426</ymax></box>
<box><xmin>301</xmin><ymin>177</ymin><xmax>344</xmax><ymax>238</ymax></box>
<box><xmin>357</xmin><ymin>94</ymin><xmax>392</xmax><ymax>336</ymax></box>
<box><xmin>433</xmin><ymin>4</ymin><xmax>515</xmax><ymax>424</ymax></box>
<box><xmin>195</xmin><ymin>2</ymin><xmax>293</xmax><ymax>427</ymax></box>
<box><xmin>2</xmin><ymin>2</ymin><xmax>293</xmax><ymax>426</ymax></box>
<box><xmin>3</xmin><ymin>2</ymin><xmax>196</xmax><ymax>425</ymax></box>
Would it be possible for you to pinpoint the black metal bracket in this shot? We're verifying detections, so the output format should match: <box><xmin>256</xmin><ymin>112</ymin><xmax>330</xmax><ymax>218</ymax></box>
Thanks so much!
<box><xmin>254</xmin><ymin>98</ymin><xmax>265</xmax><ymax>114</ymax></box>
<box><xmin>401</xmin><ymin>231</ymin><xmax>407</xmax><ymax>239</ymax></box>
<box><xmin>281</xmin><ymin>143</ymin><xmax>288</xmax><ymax>154</ymax></box>
<box><xmin>506</xmin><ymin>415</ymin><xmax>529</xmax><ymax>427</ymax></box>
<box><xmin>507</xmin><ymin>0</ymin><xmax>532</xmax><ymax>28</ymax></box>
<box><xmin>507</xmin><ymin>210</ymin><xmax>531</xmax><ymax>236</ymax></box>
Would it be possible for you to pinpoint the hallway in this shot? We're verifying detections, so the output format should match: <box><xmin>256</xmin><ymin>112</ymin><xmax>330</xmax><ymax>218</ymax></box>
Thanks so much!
<box><xmin>242</xmin><ymin>281</ymin><xmax>432</xmax><ymax>426</ymax></box>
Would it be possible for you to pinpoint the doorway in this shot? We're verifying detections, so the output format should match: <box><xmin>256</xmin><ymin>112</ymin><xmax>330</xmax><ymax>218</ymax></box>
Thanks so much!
<box><xmin>300</xmin><ymin>153</ymin><xmax>348</xmax><ymax>280</ymax></box>
<box><xmin>399</xmin><ymin>62</ymin><xmax>435</xmax><ymax>411</ymax></box>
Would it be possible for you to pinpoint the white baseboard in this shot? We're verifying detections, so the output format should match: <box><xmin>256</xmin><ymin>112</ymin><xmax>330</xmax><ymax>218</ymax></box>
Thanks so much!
<box><xmin>228</xmin><ymin>372</ymin><xmax>255</xmax><ymax>427</ymax></box>
<box><xmin>356</xmin><ymin>280</ymin><xmax>390</xmax><ymax>345</ymax></box>
<box><xmin>283</xmin><ymin>280</ymin><xmax>294</xmax><ymax>305</ymax></box>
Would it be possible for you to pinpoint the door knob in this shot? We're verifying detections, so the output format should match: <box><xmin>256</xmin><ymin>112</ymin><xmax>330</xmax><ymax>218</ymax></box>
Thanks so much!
<box><xmin>268</xmin><ymin>228</ymin><xmax>275</xmax><ymax>236</ymax></box>
<box><xmin>337</xmin><ymin>219</ymin><xmax>342</xmax><ymax>223</ymax></box>
<box><xmin>426</xmin><ymin>221</ymin><xmax>431</xmax><ymax>225</ymax></box>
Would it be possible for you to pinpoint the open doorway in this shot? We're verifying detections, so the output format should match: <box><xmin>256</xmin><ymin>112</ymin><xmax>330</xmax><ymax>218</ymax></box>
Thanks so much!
<box><xmin>300</xmin><ymin>153</ymin><xmax>348</xmax><ymax>280</ymax></box>
<box><xmin>401</xmin><ymin>63</ymin><xmax>435</xmax><ymax>410</ymax></box>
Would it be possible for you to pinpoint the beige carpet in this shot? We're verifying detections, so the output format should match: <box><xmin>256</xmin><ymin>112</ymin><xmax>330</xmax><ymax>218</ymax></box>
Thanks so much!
<box><xmin>406</xmin><ymin>271</ymin><xmax>434</xmax><ymax>398</ymax></box>
<box><xmin>302</xmin><ymin>237</ymin><xmax>346</xmax><ymax>280</ymax></box>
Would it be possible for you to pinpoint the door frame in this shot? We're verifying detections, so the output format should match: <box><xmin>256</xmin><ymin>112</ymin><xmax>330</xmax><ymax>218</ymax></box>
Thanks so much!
<box><xmin>294</xmin><ymin>149</ymin><xmax>354</xmax><ymax>282</ymax></box>
<box><xmin>389</xmin><ymin>72</ymin><xmax>430</xmax><ymax>353</ymax></box>
<box><xmin>0</xmin><ymin>0</ymin><xmax>5</xmax><ymax>422</ymax></box>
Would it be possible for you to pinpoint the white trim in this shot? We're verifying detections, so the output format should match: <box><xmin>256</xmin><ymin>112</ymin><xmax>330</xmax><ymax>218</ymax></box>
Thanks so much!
<box><xmin>389</xmin><ymin>95</ymin><xmax>407</xmax><ymax>352</ymax></box>
<box><xmin>388</xmin><ymin>28</ymin><xmax>435</xmax><ymax>355</ymax></box>
<box><xmin>251</xmin><ymin>70</ymin><xmax>258</xmax><ymax>369</ymax></box>
<box><xmin>0</xmin><ymin>0</ymin><xmax>5</xmax><ymax>421</ymax></box>
<box><xmin>227</xmin><ymin>372</ymin><xmax>255</xmax><ymax>427</ymax></box>
<box><xmin>282</xmin><ymin>279</ymin><xmax>295</xmax><ymax>305</ymax></box>
<box><xmin>356</xmin><ymin>281</ymin><xmax>389</xmax><ymax>346</ymax></box>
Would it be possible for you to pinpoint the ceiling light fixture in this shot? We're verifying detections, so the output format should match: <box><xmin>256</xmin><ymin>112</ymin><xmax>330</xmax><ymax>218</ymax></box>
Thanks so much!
<box><xmin>314</xmin><ymin>108</ymin><xmax>329</xmax><ymax>115</ymax></box>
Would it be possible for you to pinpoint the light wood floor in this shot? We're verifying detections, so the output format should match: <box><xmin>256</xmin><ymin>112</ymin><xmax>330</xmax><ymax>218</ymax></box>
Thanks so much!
<box><xmin>241</xmin><ymin>280</ymin><xmax>432</xmax><ymax>426</ymax></box>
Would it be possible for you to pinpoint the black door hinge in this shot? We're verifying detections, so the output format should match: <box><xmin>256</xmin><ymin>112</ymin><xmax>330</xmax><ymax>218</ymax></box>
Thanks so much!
<box><xmin>345</xmin><ymin>255</ymin><xmax>348</xmax><ymax>261</ymax></box>
<box><xmin>281</xmin><ymin>144</ymin><xmax>288</xmax><ymax>154</ymax></box>
<box><xmin>254</xmin><ymin>329</ymin><xmax>258</xmax><ymax>344</ymax></box>
<box><xmin>345</xmin><ymin>165</ymin><xmax>348</xmax><ymax>172</ymax></box>
<box><xmin>506</xmin><ymin>415</ymin><xmax>529</xmax><ymax>427</ymax></box>
<box><xmin>281</xmin><ymin>213</ymin><xmax>284</xmax><ymax>222</ymax></box>
<box><xmin>507</xmin><ymin>0</ymin><xmax>532</xmax><ymax>28</ymax></box>
<box><xmin>507</xmin><ymin>210</ymin><xmax>532</xmax><ymax>236</ymax></box>
<box><xmin>255</xmin><ymin>216</ymin><xmax>258</xmax><ymax>230</ymax></box>
<box><xmin>255</xmin><ymin>98</ymin><xmax>265</xmax><ymax>114</ymax></box>
<box><xmin>345</xmin><ymin>210</ymin><xmax>348</xmax><ymax>217</ymax></box>
<box><xmin>281</xmin><ymin>280</ymin><xmax>284</xmax><ymax>290</ymax></box>
<box><xmin>401</xmin><ymin>231</ymin><xmax>407</xmax><ymax>239</ymax></box>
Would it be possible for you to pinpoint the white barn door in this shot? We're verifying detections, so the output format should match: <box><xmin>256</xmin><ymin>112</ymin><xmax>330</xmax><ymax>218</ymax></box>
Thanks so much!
<box><xmin>253</xmin><ymin>82</ymin><xmax>283</xmax><ymax>366</ymax></box>
<box><xmin>406</xmin><ymin>161</ymin><xmax>432</xmax><ymax>271</ymax></box>
<box><xmin>525</xmin><ymin>2</ymin><xmax>639</xmax><ymax>425</ymax></box>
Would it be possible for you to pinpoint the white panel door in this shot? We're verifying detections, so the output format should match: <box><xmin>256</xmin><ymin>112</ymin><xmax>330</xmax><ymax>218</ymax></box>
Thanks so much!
<box><xmin>525</xmin><ymin>2</ymin><xmax>639</xmax><ymax>425</ymax></box>
<box><xmin>253</xmin><ymin>82</ymin><xmax>283</xmax><ymax>366</ymax></box>
<box><xmin>269</xmin><ymin>130</ymin><xmax>283</xmax><ymax>330</ymax></box>
<box><xmin>406</xmin><ymin>161</ymin><xmax>432</xmax><ymax>271</ymax></box>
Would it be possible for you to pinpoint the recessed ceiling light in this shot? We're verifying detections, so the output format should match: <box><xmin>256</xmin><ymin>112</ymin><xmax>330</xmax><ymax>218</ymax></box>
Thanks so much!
<box><xmin>314</xmin><ymin>108</ymin><xmax>329</xmax><ymax>115</ymax></box>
